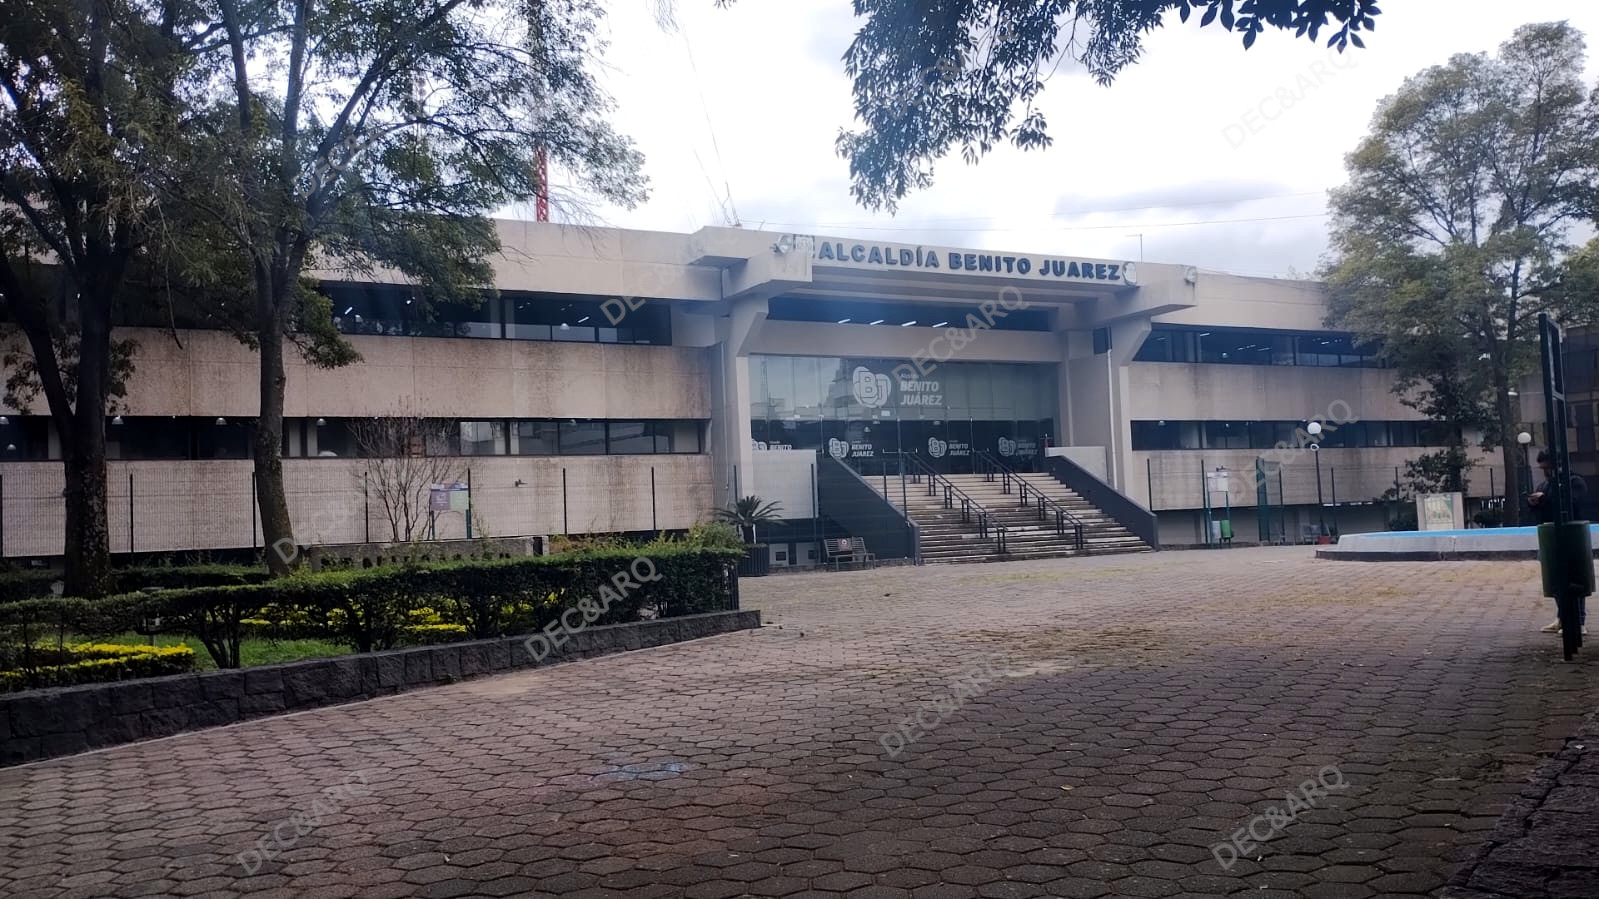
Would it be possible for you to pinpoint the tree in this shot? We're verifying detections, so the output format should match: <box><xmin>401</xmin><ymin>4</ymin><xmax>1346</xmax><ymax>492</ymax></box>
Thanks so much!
<box><xmin>350</xmin><ymin>412</ymin><xmax>463</xmax><ymax>544</ymax></box>
<box><xmin>1323</xmin><ymin>22</ymin><xmax>1599</xmax><ymax>526</ymax></box>
<box><xmin>184</xmin><ymin>0</ymin><xmax>647</xmax><ymax>573</ymax></box>
<box><xmin>782</xmin><ymin>0</ymin><xmax>1382</xmax><ymax>211</ymax></box>
<box><xmin>715</xmin><ymin>495</ymin><xmax>784</xmax><ymax>543</ymax></box>
<box><xmin>0</xmin><ymin>0</ymin><xmax>210</xmax><ymax>595</ymax></box>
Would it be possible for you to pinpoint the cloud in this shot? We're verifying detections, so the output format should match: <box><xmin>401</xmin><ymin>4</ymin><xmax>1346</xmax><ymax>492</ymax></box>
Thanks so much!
<box><xmin>1051</xmin><ymin>179</ymin><xmax>1305</xmax><ymax>217</ymax></box>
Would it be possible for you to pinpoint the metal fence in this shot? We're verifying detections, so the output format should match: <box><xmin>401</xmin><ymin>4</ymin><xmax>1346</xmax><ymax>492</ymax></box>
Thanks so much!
<box><xmin>0</xmin><ymin>456</ymin><xmax>713</xmax><ymax>560</ymax></box>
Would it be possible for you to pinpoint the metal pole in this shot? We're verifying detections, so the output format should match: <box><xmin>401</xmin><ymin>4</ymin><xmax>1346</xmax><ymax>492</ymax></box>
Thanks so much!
<box><xmin>1313</xmin><ymin>448</ymin><xmax>1325</xmax><ymax>536</ymax></box>
<box><xmin>1278</xmin><ymin>468</ymin><xmax>1286</xmax><ymax>540</ymax></box>
<box><xmin>0</xmin><ymin>473</ymin><xmax>5</xmax><ymax>558</ymax></box>
<box><xmin>1200</xmin><ymin>456</ymin><xmax>1209</xmax><ymax>546</ymax></box>
<box><xmin>251</xmin><ymin>471</ymin><xmax>258</xmax><ymax>550</ymax></box>
<box><xmin>899</xmin><ymin>451</ymin><xmax>908</xmax><ymax>511</ymax></box>
<box><xmin>651</xmin><ymin>466</ymin><xmax>658</xmax><ymax>533</ymax></box>
<box><xmin>1330</xmin><ymin>467</ymin><xmax>1338</xmax><ymax>536</ymax></box>
<box><xmin>811</xmin><ymin>463</ymin><xmax>818</xmax><ymax>568</ymax></box>
<box><xmin>128</xmin><ymin>470</ymin><xmax>134</xmax><ymax>556</ymax></box>
<box><xmin>363</xmin><ymin>469</ymin><xmax>371</xmax><ymax>543</ymax></box>
<box><xmin>562</xmin><ymin>468</ymin><xmax>568</xmax><ymax>534</ymax></box>
<box><xmin>1146</xmin><ymin>457</ymin><xmax>1154</xmax><ymax>512</ymax></box>
<box><xmin>466</xmin><ymin>467</ymin><xmax>473</xmax><ymax>539</ymax></box>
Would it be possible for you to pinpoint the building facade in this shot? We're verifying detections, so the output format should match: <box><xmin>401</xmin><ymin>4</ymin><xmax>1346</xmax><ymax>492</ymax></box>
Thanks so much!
<box><xmin>0</xmin><ymin>221</ymin><xmax>1501</xmax><ymax>562</ymax></box>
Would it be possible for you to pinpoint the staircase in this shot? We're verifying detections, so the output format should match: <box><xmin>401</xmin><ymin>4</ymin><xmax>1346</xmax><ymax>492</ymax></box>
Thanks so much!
<box><xmin>870</xmin><ymin>461</ymin><xmax>1153</xmax><ymax>564</ymax></box>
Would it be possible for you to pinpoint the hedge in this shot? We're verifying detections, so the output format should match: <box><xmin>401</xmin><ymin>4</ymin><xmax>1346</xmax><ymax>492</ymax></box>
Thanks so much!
<box><xmin>0</xmin><ymin>547</ymin><xmax>743</xmax><ymax>669</ymax></box>
<box><xmin>0</xmin><ymin>564</ymin><xmax>272</xmax><ymax>603</ymax></box>
<box><xmin>0</xmin><ymin>644</ymin><xmax>197</xmax><ymax>693</ymax></box>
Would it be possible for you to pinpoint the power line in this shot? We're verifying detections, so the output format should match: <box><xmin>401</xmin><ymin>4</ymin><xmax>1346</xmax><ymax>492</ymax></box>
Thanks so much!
<box><xmin>751</xmin><ymin>211</ymin><xmax>1332</xmax><ymax>235</ymax></box>
<box><xmin>678</xmin><ymin>24</ymin><xmax>740</xmax><ymax>226</ymax></box>
<box><xmin>752</xmin><ymin>190</ymin><xmax>1329</xmax><ymax>230</ymax></box>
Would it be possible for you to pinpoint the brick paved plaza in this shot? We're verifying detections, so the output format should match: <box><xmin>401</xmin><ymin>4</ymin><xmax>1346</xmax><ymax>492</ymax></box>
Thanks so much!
<box><xmin>3</xmin><ymin>547</ymin><xmax>1598</xmax><ymax>898</ymax></box>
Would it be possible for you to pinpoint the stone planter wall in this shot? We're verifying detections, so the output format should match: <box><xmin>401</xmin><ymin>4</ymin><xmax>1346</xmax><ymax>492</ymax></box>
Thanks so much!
<box><xmin>0</xmin><ymin>609</ymin><xmax>759</xmax><ymax>767</ymax></box>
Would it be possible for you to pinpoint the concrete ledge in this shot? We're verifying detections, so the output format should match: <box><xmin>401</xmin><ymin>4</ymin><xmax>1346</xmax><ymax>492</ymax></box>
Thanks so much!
<box><xmin>1443</xmin><ymin>708</ymin><xmax>1599</xmax><ymax>898</ymax></box>
<box><xmin>0</xmin><ymin>609</ymin><xmax>759</xmax><ymax>768</ymax></box>
<box><xmin>1317</xmin><ymin>549</ymin><xmax>1554</xmax><ymax>562</ymax></box>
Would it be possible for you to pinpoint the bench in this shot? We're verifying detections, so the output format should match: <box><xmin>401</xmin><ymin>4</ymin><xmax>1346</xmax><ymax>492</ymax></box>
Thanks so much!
<box><xmin>824</xmin><ymin>537</ymin><xmax>877</xmax><ymax>571</ymax></box>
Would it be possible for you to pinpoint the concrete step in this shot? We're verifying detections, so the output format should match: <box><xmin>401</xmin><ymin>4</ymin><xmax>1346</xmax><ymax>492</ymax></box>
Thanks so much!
<box><xmin>863</xmin><ymin>468</ymin><xmax>1150</xmax><ymax>564</ymax></box>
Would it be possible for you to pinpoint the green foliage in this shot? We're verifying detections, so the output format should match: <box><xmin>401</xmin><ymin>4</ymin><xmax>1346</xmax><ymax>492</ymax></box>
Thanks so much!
<box><xmin>804</xmin><ymin>0</ymin><xmax>1380</xmax><ymax>211</ymax></box>
<box><xmin>682</xmin><ymin>521</ymin><xmax>748</xmax><ymax>551</ymax></box>
<box><xmin>0</xmin><ymin>548</ymin><xmax>741</xmax><ymax>670</ymax></box>
<box><xmin>1323</xmin><ymin>21</ymin><xmax>1599</xmax><ymax>524</ymax></box>
<box><xmin>0</xmin><ymin>564</ymin><xmax>272</xmax><ymax>604</ymax></box>
<box><xmin>1</xmin><ymin>643</ymin><xmax>197</xmax><ymax>693</ymax></box>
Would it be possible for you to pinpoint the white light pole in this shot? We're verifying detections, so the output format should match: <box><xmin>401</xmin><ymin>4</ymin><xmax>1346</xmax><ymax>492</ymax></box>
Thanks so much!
<box><xmin>1308</xmin><ymin>421</ymin><xmax>1325</xmax><ymax>536</ymax></box>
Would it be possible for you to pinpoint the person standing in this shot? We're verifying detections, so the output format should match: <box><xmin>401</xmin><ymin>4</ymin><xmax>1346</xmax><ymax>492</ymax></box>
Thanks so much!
<box><xmin>1528</xmin><ymin>450</ymin><xmax>1589</xmax><ymax>635</ymax></box>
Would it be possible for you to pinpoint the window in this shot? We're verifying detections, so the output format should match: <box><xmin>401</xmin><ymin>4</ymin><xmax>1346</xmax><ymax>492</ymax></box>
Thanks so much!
<box><xmin>513</xmin><ymin>421</ymin><xmax>558</xmax><ymax>455</ymax></box>
<box><xmin>559</xmin><ymin>420</ymin><xmax>606</xmax><ymax>455</ymax></box>
<box><xmin>608</xmin><ymin>421</ymin><xmax>654</xmax><ymax>454</ymax></box>
<box><xmin>507</xmin><ymin>293</ymin><xmax>670</xmax><ymax>344</ymax></box>
<box><xmin>109</xmin><ymin>418</ymin><xmax>193</xmax><ymax>460</ymax></box>
<box><xmin>1199</xmin><ymin>331</ymin><xmax>1272</xmax><ymax>366</ymax></box>
<box><xmin>1131</xmin><ymin>420</ymin><xmax>1458</xmax><ymax>451</ymax></box>
<box><xmin>458</xmin><ymin>421</ymin><xmax>506</xmax><ymax>455</ymax></box>
<box><xmin>1134</xmin><ymin>325</ymin><xmax>1383</xmax><ymax>367</ymax></box>
<box><xmin>0</xmin><ymin>416</ymin><xmax>52</xmax><ymax>461</ymax></box>
<box><xmin>1203</xmin><ymin>421</ymin><xmax>1250</xmax><ymax>449</ymax></box>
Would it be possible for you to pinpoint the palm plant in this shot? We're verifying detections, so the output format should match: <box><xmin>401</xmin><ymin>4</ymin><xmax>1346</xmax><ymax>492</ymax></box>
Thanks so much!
<box><xmin>714</xmin><ymin>496</ymin><xmax>784</xmax><ymax>544</ymax></box>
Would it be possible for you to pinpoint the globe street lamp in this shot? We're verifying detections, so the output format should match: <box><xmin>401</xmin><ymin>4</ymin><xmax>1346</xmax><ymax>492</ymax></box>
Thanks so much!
<box><xmin>1308</xmin><ymin>421</ymin><xmax>1326</xmax><ymax>537</ymax></box>
<box><xmin>1518</xmin><ymin>431</ymin><xmax>1535</xmax><ymax>515</ymax></box>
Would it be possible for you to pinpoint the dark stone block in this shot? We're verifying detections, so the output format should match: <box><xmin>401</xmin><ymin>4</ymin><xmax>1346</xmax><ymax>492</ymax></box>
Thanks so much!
<box><xmin>150</xmin><ymin>676</ymin><xmax>205</xmax><ymax>710</ymax></box>
<box><xmin>141</xmin><ymin>705</ymin><xmax>191</xmax><ymax>738</ymax></box>
<box><xmin>10</xmin><ymin>687</ymin><xmax>108</xmax><ymax>738</ymax></box>
<box><xmin>375</xmin><ymin>653</ymin><xmax>405</xmax><ymax>688</ymax></box>
<box><xmin>433</xmin><ymin>646</ymin><xmax>462</xmax><ymax>683</ymax></box>
<box><xmin>637</xmin><ymin>620</ymin><xmax>672</xmax><ymax>648</ymax></box>
<box><xmin>403</xmin><ymin>651</ymin><xmax>433</xmax><ymax>685</ymax></box>
<box><xmin>356</xmin><ymin>656</ymin><xmax>381</xmax><ymax>697</ymax></box>
<box><xmin>244</xmin><ymin>667</ymin><xmax>283</xmax><ymax>694</ymax></box>
<box><xmin>282</xmin><ymin>662</ymin><xmax>335</xmax><ymax>710</ymax></box>
<box><xmin>458</xmin><ymin>643</ymin><xmax>490</xmax><ymax>677</ymax></box>
<box><xmin>40</xmin><ymin>731</ymin><xmax>88</xmax><ymax>759</ymax></box>
<box><xmin>201</xmin><ymin>671</ymin><xmax>246</xmax><ymax>701</ymax></box>
<box><xmin>86</xmin><ymin>714</ymin><xmax>146</xmax><ymax>749</ymax></box>
<box><xmin>189</xmin><ymin>699</ymin><xmax>241</xmax><ymax>730</ymax></box>
<box><xmin>106</xmin><ymin>682</ymin><xmax>155</xmax><ymax>716</ymax></box>
<box><xmin>1</xmin><ymin>736</ymin><xmax>41</xmax><ymax>766</ymax></box>
<box><xmin>325</xmin><ymin>658</ymin><xmax>362</xmax><ymax>699</ymax></box>
<box><xmin>484</xmin><ymin>639</ymin><xmax>511</xmax><ymax>671</ymax></box>
<box><xmin>240</xmin><ymin>692</ymin><xmax>286</xmax><ymax>716</ymax></box>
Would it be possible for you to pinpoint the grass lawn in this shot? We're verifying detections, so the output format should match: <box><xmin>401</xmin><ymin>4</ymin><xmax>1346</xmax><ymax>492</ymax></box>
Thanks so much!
<box><xmin>94</xmin><ymin>633</ymin><xmax>352</xmax><ymax>670</ymax></box>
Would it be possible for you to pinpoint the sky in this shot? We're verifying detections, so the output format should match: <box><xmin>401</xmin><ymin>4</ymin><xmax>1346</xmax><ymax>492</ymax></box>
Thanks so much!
<box><xmin>543</xmin><ymin>0</ymin><xmax>1599</xmax><ymax>279</ymax></box>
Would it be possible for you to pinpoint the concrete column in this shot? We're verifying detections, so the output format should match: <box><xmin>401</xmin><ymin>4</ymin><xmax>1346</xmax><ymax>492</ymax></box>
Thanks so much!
<box><xmin>709</xmin><ymin>297</ymin><xmax>769</xmax><ymax>508</ymax></box>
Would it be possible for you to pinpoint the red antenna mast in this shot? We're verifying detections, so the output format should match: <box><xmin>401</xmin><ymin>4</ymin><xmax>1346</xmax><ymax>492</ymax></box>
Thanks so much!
<box><xmin>535</xmin><ymin>145</ymin><xmax>549</xmax><ymax>222</ymax></box>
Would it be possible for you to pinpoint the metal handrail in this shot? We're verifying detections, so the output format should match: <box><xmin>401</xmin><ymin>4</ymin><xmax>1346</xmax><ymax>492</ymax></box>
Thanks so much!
<box><xmin>974</xmin><ymin>451</ymin><xmax>1086</xmax><ymax>553</ymax></box>
<box><xmin>902</xmin><ymin>454</ymin><xmax>1009</xmax><ymax>554</ymax></box>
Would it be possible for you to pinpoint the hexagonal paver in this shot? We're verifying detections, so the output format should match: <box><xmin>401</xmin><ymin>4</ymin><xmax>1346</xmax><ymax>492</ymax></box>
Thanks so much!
<box><xmin>2</xmin><ymin>548</ymin><xmax>1597</xmax><ymax>898</ymax></box>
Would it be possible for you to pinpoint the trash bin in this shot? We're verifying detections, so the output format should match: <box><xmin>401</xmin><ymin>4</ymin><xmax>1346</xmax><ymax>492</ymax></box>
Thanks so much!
<box><xmin>1537</xmin><ymin>522</ymin><xmax>1594</xmax><ymax>597</ymax></box>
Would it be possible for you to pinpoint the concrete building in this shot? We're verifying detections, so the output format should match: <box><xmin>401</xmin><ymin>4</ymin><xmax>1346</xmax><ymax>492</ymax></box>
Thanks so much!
<box><xmin>0</xmin><ymin>221</ymin><xmax>1503</xmax><ymax>564</ymax></box>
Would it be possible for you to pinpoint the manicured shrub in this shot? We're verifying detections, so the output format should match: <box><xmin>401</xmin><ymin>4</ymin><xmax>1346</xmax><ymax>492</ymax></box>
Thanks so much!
<box><xmin>0</xmin><ymin>643</ymin><xmax>197</xmax><ymax>693</ymax></box>
<box><xmin>0</xmin><ymin>547</ymin><xmax>742</xmax><ymax>670</ymax></box>
<box><xmin>0</xmin><ymin>564</ymin><xmax>271</xmax><ymax>603</ymax></box>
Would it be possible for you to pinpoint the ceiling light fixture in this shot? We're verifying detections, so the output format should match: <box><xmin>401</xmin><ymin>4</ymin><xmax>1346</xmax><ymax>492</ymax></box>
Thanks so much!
<box><xmin>932</xmin><ymin>321</ymin><xmax>948</xmax><ymax>328</ymax></box>
<box><xmin>869</xmin><ymin>319</ymin><xmax>885</xmax><ymax>325</ymax></box>
<box><xmin>836</xmin><ymin>318</ymin><xmax>851</xmax><ymax>324</ymax></box>
<box><xmin>900</xmin><ymin>321</ymin><xmax>917</xmax><ymax>327</ymax></box>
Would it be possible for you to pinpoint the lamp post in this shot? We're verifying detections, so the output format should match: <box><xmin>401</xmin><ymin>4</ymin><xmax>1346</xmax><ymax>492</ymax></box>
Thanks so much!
<box><xmin>1308</xmin><ymin>421</ymin><xmax>1326</xmax><ymax>537</ymax></box>
<box><xmin>1518</xmin><ymin>431</ymin><xmax>1534</xmax><ymax>520</ymax></box>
